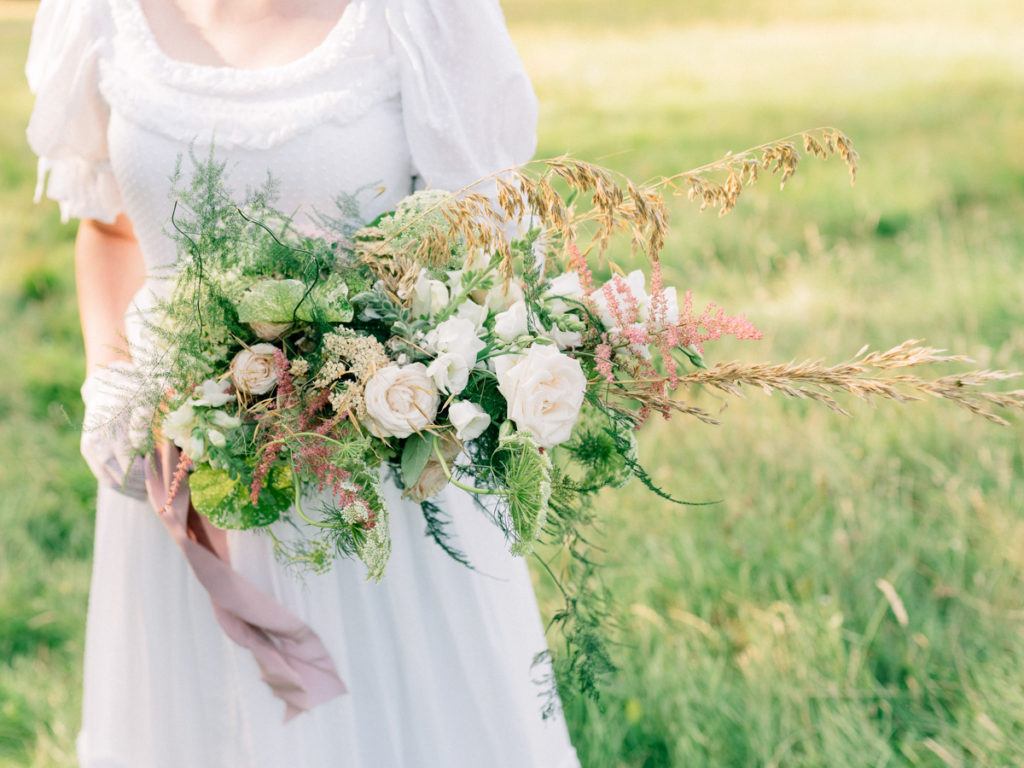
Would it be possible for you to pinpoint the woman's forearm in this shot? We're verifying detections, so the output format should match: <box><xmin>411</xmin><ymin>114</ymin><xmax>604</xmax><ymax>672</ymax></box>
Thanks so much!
<box><xmin>76</xmin><ymin>214</ymin><xmax>147</xmax><ymax>377</ymax></box>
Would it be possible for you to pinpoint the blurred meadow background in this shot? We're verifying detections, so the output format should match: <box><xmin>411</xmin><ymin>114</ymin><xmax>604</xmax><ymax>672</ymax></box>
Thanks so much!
<box><xmin>2</xmin><ymin>0</ymin><xmax>1023</xmax><ymax>765</ymax></box>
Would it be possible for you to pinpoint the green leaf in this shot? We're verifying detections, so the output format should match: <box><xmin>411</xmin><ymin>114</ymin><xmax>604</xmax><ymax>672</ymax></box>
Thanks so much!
<box><xmin>401</xmin><ymin>432</ymin><xmax>433</xmax><ymax>488</ymax></box>
<box><xmin>560</xmin><ymin>405</ymin><xmax>637</xmax><ymax>490</ymax></box>
<box><xmin>235</xmin><ymin>278</ymin><xmax>353</xmax><ymax>324</ymax></box>
<box><xmin>189</xmin><ymin>464</ymin><xmax>291</xmax><ymax>529</ymax></box>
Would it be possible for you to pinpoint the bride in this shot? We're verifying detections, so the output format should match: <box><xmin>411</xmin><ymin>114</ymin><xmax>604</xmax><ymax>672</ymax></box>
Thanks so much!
<box><xmin>26</xmin><ymin>0</ymin><xmax>580</xmax><ymax>765</ymax></box>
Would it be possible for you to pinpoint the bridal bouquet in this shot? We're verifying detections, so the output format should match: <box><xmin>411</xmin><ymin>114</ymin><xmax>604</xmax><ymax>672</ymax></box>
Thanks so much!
<box><xmin>139</xmin><ymin>154</ymin><xmax>765</xmax><ymax>580</ymax></box>
<box><xmin>123</xmin><ymin>132</ymin><xmax>1023</xmax><ymax>706</ymax></box>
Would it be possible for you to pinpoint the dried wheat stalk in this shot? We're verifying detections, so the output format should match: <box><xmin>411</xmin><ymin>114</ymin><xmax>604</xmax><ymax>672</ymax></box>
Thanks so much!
<box><xmin>668</xmin><ymin>341</ymin><xmax>1024</xmax><ymax>426</ymax></box>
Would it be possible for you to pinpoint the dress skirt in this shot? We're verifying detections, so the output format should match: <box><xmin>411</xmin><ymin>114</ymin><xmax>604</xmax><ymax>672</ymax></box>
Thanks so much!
<box><xmin>78</xmin><ymin>479</ymin><xmax>580</xmax><ymax>768</ymax></box>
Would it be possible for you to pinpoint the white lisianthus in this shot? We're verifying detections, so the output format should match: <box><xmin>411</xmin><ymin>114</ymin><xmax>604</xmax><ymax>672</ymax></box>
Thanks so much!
<box><xmin>207</xmin><ymin>429</ymin><xmax>227</xmax><ymax>448</ymax></box>
<box><xmin>411</xmin><ymin>269</ymin><xmax>449</xmax><ymax>317</ymax></box>
<box><xmin>491</xmin><ymin>353</ymin><xmax>522</xmax><ymax>379</ymax></box>
<box><xmin>424</xmin><ymin>317</ymin><xmax>485</xmax><ymax>366</ymax></box>
<box><xmin>426</xmin><ymin>352</ymin><xmax>471</xmax><ymax>395</ymax></box>
<box><xmin>485</xmin><ymin>280</ymin><xmax>525</xmax><ymax>312</ymax></box>
<box><xmin>185</xmin><ymin>434</ymin><xmax>206</xmax><ymax>461</ymax></box>
<box><xmin>364</xmin><ymin>363</ymin><xmax>440</xmax><ymax>439</ymax></box>
<box><xmin>462</xmin><ymin>247</ymin><xmax>491</xmax><ymax>273</ymax></box>
<box><xmin>162</xmin><ymin>403</ymin><xmax>197</xmax><ymax>447</ymax></box>
<box><xmin>545</xmin><ymin>326</ymin><xmax>583</xmax><ymax>350</ymax></box>
<box><xmin>496</xmin><ymin>344</ymin><xmax>587</xmax><ymax>449</ymax></box>
<box><xmin>448</xmin><ymin>400</ymin><xmax>491</xmax><ymax>441</ymax></box>
<box><xmin>663</xmin><ymin>286</ymin><xmax>679</xmax><ymax>324</ymax></box>
<box><xmin>455</xmin><ymin>299</ymin><xmax>489</xmax><ymax>330</ymax></box>
<box><xmin>493</xmin><ymin>300</ymin><xmax>529</xmax><ymax>342</ymax></box>
<box><xmin>592</xmin><ymin>270</ymin><xmax>650</xmax><ymax>329</ymax></box>
<box><xmin>230</xmin><ymin>343</ymin><xmax>279</xmax><ymax>395</ymax></box>
<box><xmin>210</xmin><ymin>410</ymin><xmax>241</xmax><ymax>430</ymax></box>
<box><xmin>545</xmin><ymin>272</ymin><xmax>584</xmax><ymax>314</ymax></box>
<box><xmin>192</xmin><ymin>379</ymin><xmax>234</xmax><ymax>407</ymax></box>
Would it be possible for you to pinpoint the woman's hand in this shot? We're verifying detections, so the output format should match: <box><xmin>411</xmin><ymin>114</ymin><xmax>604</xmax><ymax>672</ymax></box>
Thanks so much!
<box><xmin>77</xmin><ymin>214</ymin><xmax>149</xmax><ymax>496</ymax></box>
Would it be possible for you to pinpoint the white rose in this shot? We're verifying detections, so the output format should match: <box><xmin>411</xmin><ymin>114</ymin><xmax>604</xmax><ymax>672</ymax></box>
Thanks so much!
<box><xmin>230</xmin><ymin>343</ymin><xmax>279</xmax><ymax>395</ymax></box>
<box><xmin>424</xmin><ymin>317</ymin><xmax>485</xmax><ymax>366</ymax></box>
<box><xmin>364</xmin><ymin>363</ymin><xmax>440</xmax><ymax>439</ymax></box>
<box><xmin>426</xmin><ymin>352</ymin><xmax>471</xmax><ymax>395</ymax></box>
<box><xmin>448</xmin><ymin>400</ymin><xmax>491</xmax><ymax>441</ymax></box>
<box><xmin>493</xmin><ymin>300</ymin><xmax>529</xmax><ymax>342</ymax></box>
<box><xmin>411</xmin><ymin>269</ymin><xmax>449</xmax><ymax>317</ymax></box>
<box><xmin>496</xmin><ymin>344</ymin><xmax>587</xmax><ymax>449</ymax></box>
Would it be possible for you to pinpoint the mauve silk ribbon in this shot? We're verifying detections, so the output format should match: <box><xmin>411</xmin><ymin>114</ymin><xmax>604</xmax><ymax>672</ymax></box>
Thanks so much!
<box><xmin>144</xmin><ymin>444</ymin><xmax>347</xmax><ymax>721</ymax></box>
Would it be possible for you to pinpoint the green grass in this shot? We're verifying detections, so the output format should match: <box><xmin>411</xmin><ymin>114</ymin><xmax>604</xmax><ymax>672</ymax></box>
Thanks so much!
<box><xmin>2</xmin><ymin>2</ymin><xmax>1024</xmax><ymax>765</ymax></box>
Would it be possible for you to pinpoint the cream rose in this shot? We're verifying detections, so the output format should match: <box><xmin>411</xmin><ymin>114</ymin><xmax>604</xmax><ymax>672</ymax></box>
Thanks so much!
<box><xmin>230</xmin><ymin>343</ymin><xmax>279</xmax><ymax>395</ymax></box>
<box><xmin>364</xmin><ymin>363</ymin><xmax>440</xmax><ymax>439</ymax></box>
<box><xmin>249</xmin><ymin>321</ymin><xmax>292</xmax><ymax>340</ymax></box>
<box><xmin>405</xmin><ymin>434</ymin><xmax>461</xmax><ymax>503</ymax></box>
<box><xmin>496</xmin><ymin>344</ymin><xmax>587</xmax><ymax>449</ymax></box>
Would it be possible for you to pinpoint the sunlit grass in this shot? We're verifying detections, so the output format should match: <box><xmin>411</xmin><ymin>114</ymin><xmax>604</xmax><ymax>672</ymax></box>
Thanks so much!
<box><xmin>2</xmin><ymin>1</ymin><xmax>1023</xmax><ymax>765</ymax></box>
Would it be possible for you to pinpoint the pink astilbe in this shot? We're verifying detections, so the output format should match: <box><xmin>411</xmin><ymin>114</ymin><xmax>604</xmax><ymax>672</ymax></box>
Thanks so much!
<box><xmin>620</xmin><ymin>323</ymin><xmax>651</xmax><ymax>351</ymax></box>
<box><xmin>595</xmin><ymin>335</ymin><xmax>614</xmax><ymax>382</ymax></box>
<box><xmin>647</xmin><ymin>259</ymin><xmax>668</xmax><ymax>329</ymax></box>
<box><xmin>675</xmin><ymin>290</ymin><xmax>762</xmax><ymax>352</ymax></box>
<box><xmin>295</xmin><ymin>432</ymin><xmax>353</xmax><ymax>501</ymax></box>
<box><xmin>250</xmin><ymin>428</ymin><xmax>284</xmax><ymax>504</ymax></box>
<box><xmin>297</xmin><ymin>389</ymin><xmax>332</xmax><ymax>432</ymax></box>
<box><xmin>601</xmin><ymin>275</ymin><xmax>643</xmax><ymax>330</ymax></box>
<box><xmin>566</xmin><ymin>242</ymin><xmax>594</xmax><ymax>295</ymax></box>
<box><xmin>273</xmin><ymin>349</ymin><xmax>297</xmax><ymax>409</ymax></box>
<box><xmin>645</xmin><ymin>260</ymin><xmax>682</xmax><ymax>386</ymax></box>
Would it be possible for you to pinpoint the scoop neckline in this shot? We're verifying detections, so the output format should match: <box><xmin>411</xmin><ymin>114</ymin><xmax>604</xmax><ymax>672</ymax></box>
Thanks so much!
<box><xmin>122</xmin><ymin>0</ymin><xmax>359</xmax><ymax>76</ymax></box>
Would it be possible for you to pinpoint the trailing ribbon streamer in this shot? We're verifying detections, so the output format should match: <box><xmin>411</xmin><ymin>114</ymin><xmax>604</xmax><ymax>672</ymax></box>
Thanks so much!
<box><xmin>144</xmin><ymin>443</ymin><xmax>347</xmax><ymax>721</ymax></box>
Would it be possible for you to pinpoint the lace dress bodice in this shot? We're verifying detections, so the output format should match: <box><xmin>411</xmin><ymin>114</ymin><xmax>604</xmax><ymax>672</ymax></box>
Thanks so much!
<box><xmin>27</xmin><ymin>0</ymin><xmax>538</xmax><ymax>272</ymax></box>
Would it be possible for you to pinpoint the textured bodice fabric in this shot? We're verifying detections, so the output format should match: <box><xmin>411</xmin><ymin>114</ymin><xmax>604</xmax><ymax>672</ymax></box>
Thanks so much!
<box><xmin>26</xmin><ymin>1</ymin><xmax>579</xmax><ymax>765</ymax></box>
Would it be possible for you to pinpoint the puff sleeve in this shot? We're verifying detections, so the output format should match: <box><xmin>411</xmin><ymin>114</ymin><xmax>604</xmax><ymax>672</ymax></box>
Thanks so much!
<box><xmin>25</xmin><ymin>0</ymin><xmax>123</xmax><ymax>223</ymax></box>
<box><xmin>386</xmin><ymin>0</ymin><xmax>538</xmax><ymax>192</ymax></box>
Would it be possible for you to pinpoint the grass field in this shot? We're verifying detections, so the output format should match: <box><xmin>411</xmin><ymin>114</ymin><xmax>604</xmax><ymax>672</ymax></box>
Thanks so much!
<box><xmin>2</xmin><ymin>1</ymin><xmax>1023</xmax><ymax>766</ymax></box>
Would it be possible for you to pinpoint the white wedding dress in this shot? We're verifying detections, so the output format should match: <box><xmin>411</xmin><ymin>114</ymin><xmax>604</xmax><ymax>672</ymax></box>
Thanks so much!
<box><xmin>26</xmin><ymin>0</ymin><xmax>580</xmax><ymax>766</ymax></box>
